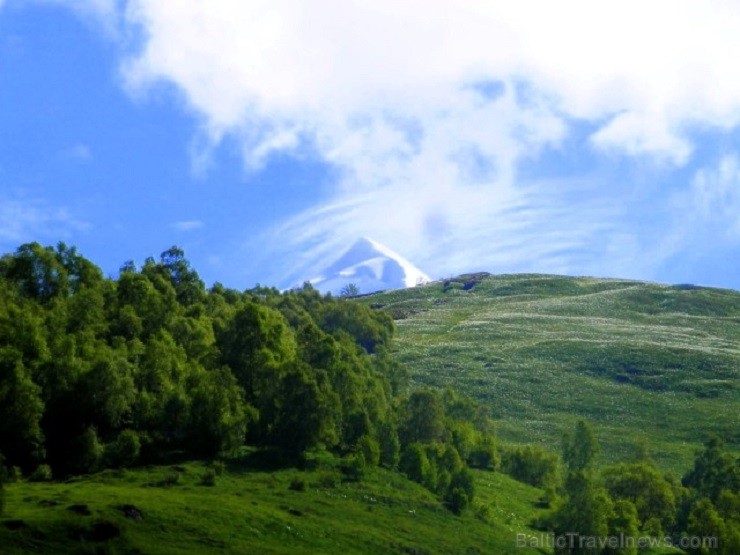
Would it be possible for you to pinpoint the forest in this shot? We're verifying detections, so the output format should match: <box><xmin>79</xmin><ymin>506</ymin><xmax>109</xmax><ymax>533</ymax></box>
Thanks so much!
<box><xmin>0</xmin><ymin>242</ymin><xmax>738</xmax><ymax>554</ymax></box>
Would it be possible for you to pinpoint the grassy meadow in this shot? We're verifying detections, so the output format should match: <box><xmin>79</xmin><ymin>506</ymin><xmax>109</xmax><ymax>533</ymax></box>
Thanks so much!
<box><xmin>361</xmin><ymin>274</ymin><xmax>740</xmax><ymax>473</ymax></box>
<box><xmin>0</xmin><ymin>453</ymin><xmax>552</xmax><ymax>555</ymax></box>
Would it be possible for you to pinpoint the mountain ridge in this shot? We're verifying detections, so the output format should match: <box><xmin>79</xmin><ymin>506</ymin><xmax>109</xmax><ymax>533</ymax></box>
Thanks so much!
<box><xmin>305</xmin><ymin>237</ymin><xmax>430</xmax><ymax>295</ymax></box>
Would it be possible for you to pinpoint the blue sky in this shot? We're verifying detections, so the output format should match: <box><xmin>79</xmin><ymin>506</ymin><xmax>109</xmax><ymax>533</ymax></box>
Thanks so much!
<box><xmin>1</xmin><ymin>1</ymin><xmax>738</xmax><ymax>291</ymax></box>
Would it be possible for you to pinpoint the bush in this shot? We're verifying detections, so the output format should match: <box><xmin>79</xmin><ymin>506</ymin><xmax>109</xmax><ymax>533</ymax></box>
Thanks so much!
<box><xmin>105</xmin><ymin>429</ymin><xmax>141</xmax><ymax>468</ymax></box>
<box><xmin>447</xmin><ymin>487</ymin><xmax>469</xmax><ymax>515</ymax></box>
<box><xmin>468</xmin><ymin>436</ymin><xmax>500</xmax><ymax>470</ymax></box>
<box><xmin>340</xmin><ymin>454</ymin><xmax>365</xmax><ymax>482</ymax></box>
<box><xmin>473</xmin><ymin>501</ymin><xmax>491</xmax><ymax>522</ymax></box>
<box><xmin>8</xmin><ymin>466</ymin><xmax>22</xmax><ymax>483</ymax></box>
<box><xmin>199</xmin><ymin>469</ymin><xmax>217</xmax><ymax>486</ymax></box>
<box><xmin>356</xmin><ymin>435</ymin><xmax>381</xmax><ymax>467</ymax></box>
<box><xmin>313</xmin><ymin>471</ymin><xmax>339</xmax><ymax>489</ymax></box>
<box><xmin>377</xmin><ymin>422</ymin><xmax>400</xmax><ymax>469</ymax></box>
<box><xmin>289</xmin><ymin>477</ymin><xmax>307</xmax><ymax>491</ymax></box>
<box><xmin>29</xmin><ymin>464</ymin><xmax>53</xmax><ymax>482</ymax></box>
<box><xmin>400</xmin><ymin>443</ymin><xmax>431</xmax><ymax>484</ymax></box>
<box><xmin>156</xmin><ymin>471</ymin><xmax>180</xmax><ymax>487</ymax></box>
<box><xmin>211</xmin><ymin>460</ymin><xmax>226</xmax><ymax>476</ymax></box>
<box><xmin>501</xmin><ymin>445</ymin><xmax>559</xmax><ymax>488</ymax></box>
<box><xmin>70</xmin><ymin>427</ymin><xmax>103</xmax><ymax>474</ymax></box>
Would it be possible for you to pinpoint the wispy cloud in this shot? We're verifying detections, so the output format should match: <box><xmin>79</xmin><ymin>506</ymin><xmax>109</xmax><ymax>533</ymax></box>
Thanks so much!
<box><xmin>171</xmin><ymin>219</ymin><xmax>204</xmax><ymax>232</ymax></box>
<box><xmin>0</xmin><ymin>192</ymin><xmax>89</xmax><ymax>247</ymax></box>
<box><xmin>59</xmin><ymin>142</ymin><xmax>92</xmax><ymax>163</ymax></box>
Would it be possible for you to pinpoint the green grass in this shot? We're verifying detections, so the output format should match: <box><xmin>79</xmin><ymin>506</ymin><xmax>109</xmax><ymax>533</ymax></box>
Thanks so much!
<box><xmin>1</xmin><ymin>456</ymin><xmax>550</xmax><ymax>554</ymax></box>
<box><xmin>361</xmin><ymin>274</ymin><xmax>740</xmax><ymax>474</ymax></box>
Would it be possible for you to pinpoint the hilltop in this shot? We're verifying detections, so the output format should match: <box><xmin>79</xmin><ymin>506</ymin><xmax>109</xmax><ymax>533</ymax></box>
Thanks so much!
<box><xmin>359</xmin><ymin>273</ymin><xmax>740</xmax><ymax>472</ymax></box>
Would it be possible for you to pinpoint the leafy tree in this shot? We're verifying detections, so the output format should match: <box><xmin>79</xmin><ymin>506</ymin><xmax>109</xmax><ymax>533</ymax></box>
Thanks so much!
<box><xmin>271</xmin><ymin>364</ymin><xmax>340</xmax><ymax>455</ymax></box>
<box><xmin>104</xmin><ymin>429</ymin><xmax>141</xmax><ymax>468</ymax></box>
<box><xmin>218</xmin><ymin>301</ymin><xmax>296</xmax><ymax>402</ymax></box>
<box><xmin>400</xmin><ymin>443</ymin><xmax>432</xmax><ymax>484</ymax></box>
<box><xmin>551</xmin><ymin>471</ymin><xmax>613</xmax><ymax>555</ymax></box>
<box><xmin>446</xmin><ymin>468</ymin><xmax>475</xmax><ymax>514</ymax></box>
<box><xmin>0</xmin><ymin>348</ymin><xmax>45</xmax><ymax>470</ymax></box>
<box><xmin>400</xmin><ymin>390</ymin><xmax>445</xmax><ymax>445</ymax></box>
<box><xmin>468</xmin><ymin>435</ymin><xmax>499</xmax><ymax>470</ymax></box>
<box><xmin>79</xmin><ymin>356</ymin><xmax>136</xmax><ymax>434</ymax></box>
<box><xmin>318</xmin><ymin>300</ymin><xmax>394</xmax><ymax>353</ymax></box>
<box><xmin>603</xmin><ymin>500</ymin><xmax>639</xmax><ymax>555</ymax></box>
<box><xmin>502</xmin><ymin>445</ymin><xmax>559</xmax><ymax>487</ymax></box>
<box><xmin>340</xmin><ymin>283</ymin><xmax>360</xmax><ymax>297</ymax></box>
<box><xmin>602</xmin><ymin>462</ymin><xmax>676</xmax><ymax>532</ymax></box>
<box><xmin>188</xmin><ymin>367</ymin><xmax>248</xmax><ymax>456</ymax></box>
<box><xmin>356</xmin><ymin>434</ymin><xmax>381</xmax><ymax>467</ymax></box>
<box><xmin>563</xmin><ymin>420</ymin><xmax>599</xmax><ymax>474</ymax></box>
<box><xmin>683</xmin><ymin>436</ymin><xmax>740</xmax><ymax>502</ymax></box>
<box><xmin>377</xmin><ymin>421</ymin><xmax>401</xmax><ymax>469</ymax></box>
<box><xmin>685</xmin><ymin>498</ymin><xmax>728</xmax><ymax>555</ymax></box>
<box><xmin>67</xmin><ymin>426</ymin><xmax>104</xmax><ymax>474</ymax></box>
<box><xmin>549</xmin><ymin>421</ymin><xmax>610</xmax><ymax>555</ymax></box>
<box><xmin>157</xmin><ymin>246</ymin><xmax>206</xmax><ymax>307</ymax></box>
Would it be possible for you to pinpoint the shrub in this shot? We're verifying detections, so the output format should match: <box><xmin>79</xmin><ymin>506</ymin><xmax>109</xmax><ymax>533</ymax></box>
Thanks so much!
<box><xmin>340</xmin><ymin>454</ymin><xmax>365</xmax><ymax>482</ymax></box>
<box><xmin>289</xmin><ymin>477</ymin><xmax>307</xmax><ymax>491</ymax></box>
<box><xmin>313</xmin><ymin>471</ymin><xmax>339</xmax><ymax>489</ymax></box>
<box><xmin>29</xmin><ymin>464</ymin><xmax>53</xmax><ymax>482</ymax></box>
<box><xmin>449</xmin><ymin>468</ymin><xmax>475</xmax><ymax>505</ymax></box>
<box><xmin>400</xmin><ymin>443</ymin><xmax>431</xmax><ymax>484</ymax></box>
<box><xmin>8</xmin><ymin>466</ymin><xmax>22</xmax><ymax>483</ymax></box>
<box><xmin>473</xmin><ymin>501</ymin><xmax>491</xmax><ymax>522</ymax></box>
<box><xmin>211</xmin><ymin>460</ymin><xmax>226</xmax><ymax>476</ymax></box>
<box><xmin>199</xmin><ymin>469</ymin><xmax>217</xmax><ymax>486</ymax></box>
<box><xmin>501</xmin><ymin>445</ymin><xmax>559</xmax><ymax>488</ymax></box>
<box><xmin>468</xmin><ymin>436</ymin><xmax>500</xmax><ymax>470</ymax></box>
<box><xmin>157</xmin><ymin>471</ymin><xmax>180</xmax><ymax>487</ymax></box>
<box><xmin>377</xmin><ymin>422</ymin><xmax>400</xmax><ymax>469</ymax></box>
<box><xmin>105</xmin><ymin>429</ymin><xmax>141</xmax><ymax>468</ymax></box>
<box><xmin>447</xmin><ymin>488</ymin><xmax>469</xmax><ymax>515</ymax></box>
<box><xmin>70</xmin><ymin>427</ymin><xmax>103</xmax><ymax>474</ymax></box>
<box><xmin>356</xmin><ymin>435</ymin><xmax>380</xmax><ymax>467</ymax></box>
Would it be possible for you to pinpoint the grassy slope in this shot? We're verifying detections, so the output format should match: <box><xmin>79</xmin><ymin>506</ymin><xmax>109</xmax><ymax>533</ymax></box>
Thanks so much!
<box><xmin>360</xmin><ymin>274</ymin><xmax>740</xmax><ymax>474</ymax></box>
<box><xmin>0</xmin><ymin>458</ymin><xmax>550</xmax><ymax>555</ymax></box>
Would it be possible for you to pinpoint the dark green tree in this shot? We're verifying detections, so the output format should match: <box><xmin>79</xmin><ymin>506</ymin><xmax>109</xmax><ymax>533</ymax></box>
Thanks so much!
<box><xmin>400</xmin><ymin>390</ymin><xmax>445</xmax><ymax>445</ymax></box>
<box><xmin>563</xmin><ymin>420</ymin><xmax>599</xmax><ymax>474</ymax></box>
<box><xmin>340</xmin><ymin>283</ymin><xmax>360</xmax><ymax>297</ymax></box>
<box><xmin>271</xmin><ymin>364</ymin><xmax>340</xmax><ymax>455</ymax></box>
<box><xmin>603</xmin><ymin>500</ymin><xmax>639</xmax><ymax>555</ymax></box>
<box><xmin>603</xmin><ymin>462</ymin><xmax>676</xmax><ymax>532</ymax></box>
<box><xmin>0</xmin><ymin>348</ymin><xmax>45</xmax><ymax>470</ymax></box>
<box><xmin>683</xmin><ymin>436</ymin><xmax>740</xmax><ymax>502</ymax></box>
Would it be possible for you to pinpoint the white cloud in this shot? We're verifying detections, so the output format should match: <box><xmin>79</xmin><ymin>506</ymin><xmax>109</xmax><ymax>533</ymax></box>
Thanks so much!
<box><xmin>59</xmin><ymin>143</ymin><xmax>92</xmax><ymax>162</ymax></box>
<box><xmin>171</xmin><ymin>219</ymin><xmax>204</xmax><ymax>232</ymax></box>
<box><xmin>0</xmin><ymin>193</ymin><xmax>89</xmax><ymax>246</ymax></box>
<box><xmin>688</xmin><ymin>155</ymin><xmax>740</xmax><ymax>239</ymax></box>
<box><xmin>21</xmin><ymin>1</ymin><xmax>740</xmax><ymax>282</ymax></box>
<box><xmin>119</xmin><ymin>1</ymin><xmax>740</xmax><ymax>163</ymax></box>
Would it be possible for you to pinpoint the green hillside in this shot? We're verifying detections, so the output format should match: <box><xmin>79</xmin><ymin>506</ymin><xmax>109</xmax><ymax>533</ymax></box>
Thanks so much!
<box><xmin>360</xmin><ymin>273</ymin><xmax>740</xmax><ymax>473</ymax></box>
<box><xmin>0</xmin><ymin>455</ymin><xmax>549</xmax><ymax>555</ymax></box>
<box><xmin>1</xmin><ymin>244</ymin><xmax>737</xmax><ymax>554</ymax></box>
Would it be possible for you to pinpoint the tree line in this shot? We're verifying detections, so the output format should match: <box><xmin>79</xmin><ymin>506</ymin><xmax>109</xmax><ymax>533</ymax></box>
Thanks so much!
<box><xmin>0</xmin><ymin>242</ymin><xmax>496</xmax><ymax>513</ymax></box>
<box><xmin>0</xmin><ymin>242</ymin><xmax>737</xmax><ymax>543</ymax></box>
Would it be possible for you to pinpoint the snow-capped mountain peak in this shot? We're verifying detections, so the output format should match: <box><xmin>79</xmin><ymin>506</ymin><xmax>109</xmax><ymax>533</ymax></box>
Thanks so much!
<box><xmin>308</xmin><ymin>237</ymin><xmax>430</xmax><ymax>295</ymax></box>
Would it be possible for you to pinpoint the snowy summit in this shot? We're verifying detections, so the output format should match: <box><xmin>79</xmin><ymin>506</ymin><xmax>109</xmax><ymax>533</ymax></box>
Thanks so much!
<box><xmin>308</xmin><ymin>237</ymin><xmax>430</xmax><ymax>296</ymax></box>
